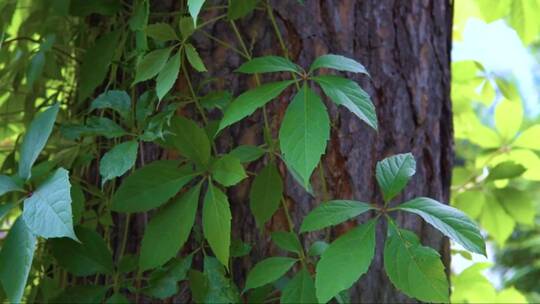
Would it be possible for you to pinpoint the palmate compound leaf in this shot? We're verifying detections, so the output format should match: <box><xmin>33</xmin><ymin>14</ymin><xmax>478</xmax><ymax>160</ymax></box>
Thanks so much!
<box><xmin>134</xmin><ymin>47</ymin><xmax>173</xmax><ymax>84</ymax></box>
<box><xmin>139</xmin><ymin>183</ymin><xmax>202</xmax><ymax>271</ymax></box>
<box><xmin>375</xmin><ymin>153</ymin><xmax>416</xmax><ymax>202</ymax></box>
<box><xmin>202</xmin><ymin>183</ymin><xmax>232</xmax><ymax>267</ymax></box>
<box><xmin>236</xmin><ymin>56</ymin><xmax>303</xmax><ymax>74</ymax></box>
<box><xmin>397</xmin><ymin>197</ymin><xmax>486</xmax><ymax>255</ymax></box>
<box><xmin>111</xmin><ymin>160</ymin><xmax>196</xmax><ymax>213</ymax></box>
<box><xmin>22</xmin><ymin>168</ymin><xmax>77</xmax><ymax>240</ymax></box>
<box><xmin>244</xmin><ymin>257</ymin><xmax>298</xmax><ymax>291</ymax></box>
<box><xmin>210</xmin><ymin>154</ymin><xmax>247</xmax><ymax>187</ymax></box>
<box><xmin>18</xmin><ymin>103</ymin><xmax>59</xmax><ymax>180</ymax></box>
<box><xmin>0</xmin><ymin>218</ymin><xmax>37</xmax><ymax>304</ymax></box>
<box><xmin>314</xmin><ymin>75</ymin><xmax>377</xmax><ymax>130</ymax></box>
<box><xmin>384</xmin><ymin>222</ymin><xmax>449</xmax><ymax>303</ymax></box>
<box><xmin>218</xmin><ymin>80</ymin><xmax>295</xmax><ymax>133</ymax></box>
<box><xmin>279</xmin><ymin>84</ymin><xmax>330</xmax><ymax>190</ymax></box>
<box><xmin>300</xmin><ymin>200</ymin><xmax>373</xmax><ymax>233</ymax></box>
<box><xmin>315</xmin><ymin>219</ymin><xmax>377</xmax><ymax>303</ymax></box>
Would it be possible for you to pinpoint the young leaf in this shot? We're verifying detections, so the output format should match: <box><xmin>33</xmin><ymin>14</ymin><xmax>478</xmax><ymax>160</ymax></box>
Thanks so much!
<box><xmin>166</xmin><ymin>116</ymin><xmax>211</xmax><ymax>166</ymax></box>
<box><xmin>314</xmin><ymin>75</ymin><xmax>377</xmax><ymax>130</ymax></box>
<box><xmin>211</xmin><ymin>155</ymin><xmax>247</xmax><ymax>186</ymax></box>
<box><xmin>146</xmin><ymin>23</ymin><xmax>179</xmax><ymax>42</ymax></box>
<box><xmin>495</xmin><ymin>99</ymin><xmax>522</xmax><ymax>141</ymax></box>
<box><xmin>315</xmin><ymin>219</ymin><xmax>377</xmax><ymax>303</ymax></box>
<box><xmin>78</xmin><ymin>30</ymin><xmax>120</xmax><ymax>102</ymax></box>
<box><xmin>271</xmin><ymin>231</ymin><xmax>302</xmax><ymax>255</ymax></box>
<box><xmin>244</xmin><ymin>257</ymin><xmax>297</xmax><ymax>291</ymax></box>
<box><xmin>89</xmin><ymin>90</ymin><xmax>131</xmax><ymax>120</ymax></box>
<box><xmin>397</xmin><ymin>197</ymin><xmax>486</xmax><ymax>255</ymax></box>
<box><xmin>188</xmin><ymin>0</ymin><xmax>205</xmax><ymax>25</ymax></box>
<box><xmin>514</xmin><ymin>125</ymin><xmax>540</xmax><ymax>150</ymax></box>
<box><xmin>156</xmin><ymin>51</ymin><xmax>181</xmax><ymax>100</ymax></box>
<box><xmin>111</xmin><ymin>161</ymin><xmax>196</xmax><ymax>213</ymax></box>
<box><xmin>236</xmin><ymin>56</ymin><xmax>302</xmax><ymax>74</ymax></box>
<box><xmin>281</xmin><ymin>268</ymin><xmax>317</xmax><ymax>304</ymax></box>
<box><xmin>99</xmin><ymin>140</ymin><xmax>138</xmax><ymax>186</ymax></box>
<box><xmin>486</xmin><ymin>161</ymin><xmax>526</xmax><ymax>181</ymax></box>
<box><xmin>229</xmin><ymin>145</ymin><xmax>265</xmax><ymax>163</ymax></box>
<box><xmin>0</xmin><ymin>175</ymin><xmax>22</xmax><ymax>196</ymax></box>
<box><xmin>0</xmin><ymin>218</ymin><xmax>37</xmax><ymax>304</ymax></box>
<box><xmin>480</xmin><ymin>197</ymin><xmax>515</xmax><ymax>246</ymax></box>
<box><xmin>18</xmin><ymin>103</ymin><xmax>59</xmax><ymax>180</ymax></box>
<box><xmin>375</xmin><ymin>153</ymin><xmax>416</xmax><ymax>202</ymax></box>
<box><xmin>139</xmin><ymin>184</ymin><xmax>201</xmax><ymax>271</ymax></box>
<box><xmin>23</xmin><ymin>168</ymin><xmax>77</xmax><ymax>240</ymax></box>
<box><xmin>134</xmin><ymin>47</ymin><xmax>173</xmax><ymax>84</ymax></box>
<box><xmin>279</xmin><ymin>84</ymin><xmax>330</xmax><ymax>190</ymax></box>
<box><xmin>203</xmin><ymin>183</ymin><xmax>232</xmax><ymax>267</ymax></box>
<box><xmin>309</xmin><ymin>54</ymin><xmax>368</xmax><ymax>75</ymax></box>
<box><xmin>50</xmin><ymin>226</ymin><xmax>114</xmax><ymax>276</ymax></box>
<box><xmin>249</xmin><ymin>162</ymin><xmax>283</xmax><ymax>227</ymax></box>
<box><xmin>218</xmin><ymin>80</ymin><xmax>294</xmax><ymax>132</ymax></box>
<box><xmin>185</xmin><ymin>43</ymin><xmax>207</xmax><ymax>72</ymax></box>
<box><xmin>300</xmin><ymin>200</ymin><xmax>373</xmax><ymax>233</ymax></box>
<box><xmin>384</xmin><ymin>224</ymin><xmax>449</xmax><ymax>303</ymax></box>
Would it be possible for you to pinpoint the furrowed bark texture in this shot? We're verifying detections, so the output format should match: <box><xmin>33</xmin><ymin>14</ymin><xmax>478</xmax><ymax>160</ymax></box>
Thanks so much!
<box><xmin>135</xmin><ymin>0</ymin><xmax>453</xmax><ymax>302</ymax></box>
<box><xmin>190</xmin><ymin>0</ymin><xmax>454</xmax><ymax>302</ymax></box>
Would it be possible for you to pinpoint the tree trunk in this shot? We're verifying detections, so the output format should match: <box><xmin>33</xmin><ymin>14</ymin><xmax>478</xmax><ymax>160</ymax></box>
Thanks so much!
<box><xmin>130</xmin><ymin>0</ymin><xmax>453</xmax><ymax>302</ymax></box>
<box><xmin>178</xmin><ymin>0</ymin><xmax>454</xmax><ymax>302</ymax></box>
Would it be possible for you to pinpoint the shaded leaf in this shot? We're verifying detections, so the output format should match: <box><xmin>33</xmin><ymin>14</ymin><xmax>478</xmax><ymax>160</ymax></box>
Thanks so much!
<box><xmin>281</xmin><ymin>268</ymin><xmax>317</xmax><ymax>304</ymax></box>
<box><xmin>271</xmin><ymin>231</ymin><xmax>302</xmax><ymax>254</ymax></box>
<box><xmin>156</xmin><ymin>51</ymin><xmax>181</xmax><ymax>100</ymax></box>
<box><xmin>300</xmin><ymin>200</ymin><xmax>373</xmax><ymax>233</ymax></box>
<box><xmin>146</xmin><ymin>23</ymin><xmax>178</xmax><ymax>42</ymax></box>
<box><xmin>203</xmin><ymin>183</ymin><xmax>232</xmax><ymax>266</ymax></box>
<box><xmin>134</xmin><ymin>47</ymin><xmax>173</xmax><ymax>84</ymax></box>
<box><xmin>245</xmin><ymin>257</ymin><xmax>297</xmax><ymax>291</ymax></box>
<box><xmin>211</xmin><ymin>155</ymin><xmax>247</xmax><ymax>186</ymax></box>
<box><xmin>166</xmin><ymin>116</ymin><xmax>211</xmax><ymax>166</ymax></box>
<box><xmin>249</xmin><ymin>162</ymin><xmax>283</xmax><ymax>227</ymax></box>
<box><xmin>99</xmin><ymin>140</ymin><xmax>138</xmax><ymax>186</ymax></box>
<box><xmin>89</xmin><ymin>90</ymin><xmax>131</xmax><ymax>120</ymax></box>
<box><xmin>309</xmin><ymin>54</ymin><xmax>368</xmax><ymax>74</ymax></box>
<box><xmin>236</xmin><ymin>56</ymin><xmax>302</xmax><ymax>74</ymax></box>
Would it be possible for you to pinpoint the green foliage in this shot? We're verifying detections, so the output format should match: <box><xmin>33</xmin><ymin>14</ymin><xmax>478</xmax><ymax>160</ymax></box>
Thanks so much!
<box><xmin>0</xmin><ymin>1</ymin><xmax>489</xmax><ymax>302</ymax></box>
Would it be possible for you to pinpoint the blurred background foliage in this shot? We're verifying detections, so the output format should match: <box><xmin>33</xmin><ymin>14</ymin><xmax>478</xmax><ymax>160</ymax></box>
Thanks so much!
<box><xmin>452</xmin><ymin>0</ymin><xmax>540</xmax><ymax>302</ymax></box>
<box><xmin>1</xmin><ymin>0</ymin><xmax>540</xmax><ymax>302</ymax></box>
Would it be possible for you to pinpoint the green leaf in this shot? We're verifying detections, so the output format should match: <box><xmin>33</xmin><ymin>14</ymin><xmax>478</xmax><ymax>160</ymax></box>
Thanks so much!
<box><xmin>494</xmin><ymin>187</ymin><xmax>534</xmax><ymax>225</ymax></box>
<box><xmin>486</xmin><ymin>161</ymin><xmax>526</xmax><ymax>181</ymax></box>
<box><xmin>229</xmin><ymin>145</ymin><xmax>265</xmax><ymax>163</ymax></box>
<box><xmin>231</xmin><ymin>239</ymin><xmax>252</xmax><ymax>257</ymax></box>
<box><xmin>495</xmin><ymin>99</ymin><xmax>522</xmax><ymax>141</ymax></box>
<box><xmin>188</xmin><ymin>0</ymin><xmax>205</xmax><ymax>25</ymax></box>
<box><xmin>452</xmin><ymin>190</ymin><xmax>485</xmax><ymax>219</ymax></box>
<box><xmin>18</xmin><ymin>103</ymin><xmax>59</xmax><ymax>180</ymax></box>
<box><xmin>315</xmin><ymin>220</ymin><xmax>377</xmax><ymax>303</ymax></box>
<box><xmin>201</xmin><ymin>91</ymin><xmax>233</xmax><ymax>110</ymax></box>
<box><xmin>244</xmin><ymin>257</ymin><xmax>297</xmax><ymax>291</ymax></box>
<box><xmin>0</xmin><ymin>203</ymin><xmax>16</xmax><ymax>221</ymax></box>
<box><xmin>384</xmin><ymin>224</ymin><xmax>449</xmax><ymax>303</ymax></box>
<box><xmin>314</xmin><ymin>75</ymin><xmax>377</xmax><ymax>130</ymax></box>
<box><xmin>143</xmin><ymin>255</ymin><xmax>193</xmax><ymax>299</ymax></box>
<box><xmin>50</xmin><ymin>226</ymin><xmax>114</xmax><ymax>276</ymax></box>
<box><xmin>375</xmin><ymin>153</ymin><xmax>416</xmax><ymax>202</ymax></box>
<box><xmin>99</xmin><ymin>140</ymin><xmax>138</xmax><ymax>186</ymax></box>
<box><xmin>145</xmin><ymin>23</ymin><xmax>179</xmax><ymax>42</ymax></box>
<box><xmin>52</xmin><ymin>285</ymin><xmax>108</xmax><ymax>303</ymax></box>
<box><xmin>397</xmin><ymin>197</ymin><xmax>485</xmax><ymax>255</ymax></box>
<box><xmin>0</xmin><ymin>218</ymin><xmax>37</xmax><ymax>304</ymax></box>
<box><xmin>281</xmin><ymin>268</ymin><xmax>317</xmax><ymax>304</ymax></box>
<box><xmin>236</xmin><ymin>56</ymin><xmax>302</xmax><ymax>74</ymax></box>
<box><xmin>218</xmin><ymin>80</ymin><xmax>294</xmax><ymax>132</ymax></box>
<box><xmin>139</xmin><ymin>184</ymin><xmax>201</xmax><ymax>271</ymax></box>
<box><xmin>309</xmin><ymin>54</ymin><xmax>369</xmax><ymax>74</ymax></box>
<box><xmin>106</xmin><ymin>293</ymin><xmax>131</xmax><ymax>304</ymax></box>
<box><xmin>249</xmin><ymin>162</ymin><xmax>283</xmax><ymax>227</ymax></box>
<box><xmin>202</xmin><ymin>183</ymin><xmax>232</xmax><ymax>267</ymax></box>
<box><xmin>111</xmin><ymin>161</ymin><xmax>196</xmax><ymax>213</ymax></box>
<box><xmin>307</xmin><ymin>241</ymin><xmax>329</xmax><ymax>257</ymax></box>
<box><xmin>128</xmin><ymin>0</ymin><xmax>149</xmax><ymax>31</ymax></box>
<box><xmin>134</xmin><ymin>47</ymin><xmax>173</xmax><ymax>84</ymax></box>
<box><xmin>78</xmin><ymin>30</ymin><xmax>120</xmax><ymax>102</ymax></box>
<box><xmin>514</xmin><ymin>125</ymin><xmax>540</xmax><ymax>150</ymax></box>
<box><xmin>179</xmin><ymin>16</ymin><xmax>195</xmax><ymax>39</ymax></box>
<box><xmin>211</xmin><ymin>155</ymin><xmax>247</xmax><ymax>186</ymax></box>
<box><xmin>300</xmin><ymin>200</ymin><xmax>373</xmax><ymax>233</ymax></box>
<box><xmin>156</xmin><ymin>51</ymin><xmax>181</xmax><ymax>101</ymax></box>
<box><xmin>271</xmin><ymin>231</ymin><xmax>302</xmax><ymax>254</ymax></box>
<box><xmin>185</xmin><ymin>43</ymin><xmax>207</xmax><ymax>72</ymax></box>
<box><xmin>61</xmin><ymin>116</ymin><xmax>127</xmax><ymax>140</ymax></box>
<box><xmin>279</xmin><ymin>84</ymin><xmax>330</xmax><ymax>190</ymax></box>
<box><xmin>89</xmin><ymin>90</ymin><xmax>131</xmax><ymax>120</ymax></box>
<box><xmin>480</xmin><ymin>194</ymin><xmax>515</xmax><ymax>246</ymax></box>
<box><xmin>203</xmin><ymin>256</ymin><xmax>241</xmax><ymax>303</ymax></box>
<box><xmin>227</xmin><ymin>0</ymin><xmax>259</xmax><ymax>20</ymax></box>
<box><xmin>22</xmin><ymin>168</ymin><xmax>77</xmax><ymax>240</ymax></box>
<box><xmin>166</xmin><ymin>116</ymin><xmax>211</xmax><ymax>165</ymax></box>
<box><xmin>0</xmin><ymin>175</ymin><xmax>22</xmax><ymax>196</ymax></box>
<box><xmin>27</xmin><ymin>51</ymin><xmax>46</xmax><ymax>87</ymax></box>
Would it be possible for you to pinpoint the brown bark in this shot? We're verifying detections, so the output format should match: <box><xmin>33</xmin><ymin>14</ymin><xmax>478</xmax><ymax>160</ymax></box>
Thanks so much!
<box><xmin>136</xmin><ymin>0</ymin><xmax>453</xmax><ymax>302</ymax></box>
<box><xmin>191</xmin><ymin>0</ymin><xmax>453</xmax><ymax>302</ymax></box>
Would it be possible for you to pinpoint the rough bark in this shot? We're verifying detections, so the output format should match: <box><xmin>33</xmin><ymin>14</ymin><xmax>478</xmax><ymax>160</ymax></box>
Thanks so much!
<box><xmin>133</xmin><ymin>0</ymin><xmax>453</xmax><ymax>302</ymax></box>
